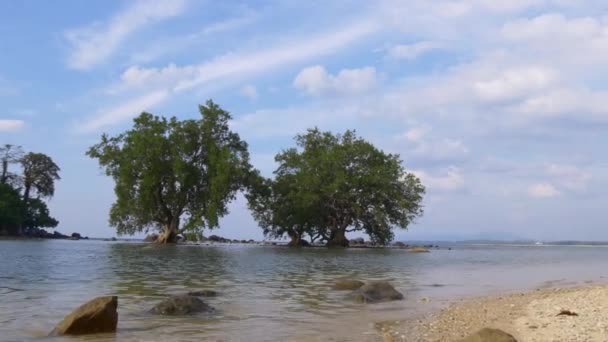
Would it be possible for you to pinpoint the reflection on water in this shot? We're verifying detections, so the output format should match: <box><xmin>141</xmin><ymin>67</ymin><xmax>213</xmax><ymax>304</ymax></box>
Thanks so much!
<box><xmin>1</xmin><ymin>241</ymin><xmax>608</xmax><ymax>341</ymax></box>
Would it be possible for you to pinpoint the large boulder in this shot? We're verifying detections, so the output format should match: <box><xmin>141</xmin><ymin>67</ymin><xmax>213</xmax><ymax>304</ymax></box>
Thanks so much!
<box><xmin>352</xmin><ymin>282</ymin><xmax>403</xmax><ymax>303</ymax></box>
<box><xmin>460</xmin><ymin>328</ymin><xmax>517</xmax><ymax>342</ymax></box>
<box><xmin>49</xmin><ymin>296</ymin><xmax>118</xmax><ymax>336</ymax></box>
<box><xmin>393</xmin><ymin>241</ymin><xmax>407</xmax><ymax>248</ymax></box>
<box><xmin>333</xmin><ymin>279</ymin><xmax>365</xmax><ymax>291</ymax></box>
<box><xmin>71</xmin><ymin>232</ymin><xmax>81</xmax><ymax>240</ymax></box>
<box><xmin>150</xmin><ymin>295</ymin><xmax>213</xmax><ymax>315</ymax></box>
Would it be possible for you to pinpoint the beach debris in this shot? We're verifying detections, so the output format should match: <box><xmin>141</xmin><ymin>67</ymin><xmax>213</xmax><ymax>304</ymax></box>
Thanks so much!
<box><xmin>150</xmin><ymin>295</ymin><xmax>213</xmax><ymax>315</ymax></box>
<box><xmin>49</xmin><ymin>296</ymin><xmax>118</xmax><ymax>336</ymax></box>
<box><xmin>333</xmin><ymin>279</ymin><xmax>365</xmax><ymax>291</ymax></box>
<box><xmin>352</xmin><ymin>281</ymin><xmax>404</xmax><ymax>303</ymax></box>
<box><xmin>556</xmin><ymin>309</ymin><xmax>579</xmax><ymax>317</ymax></box>
<box><xmin>459</xmin><ymin>328</ymin><xmax>517</xmax><ymax>342</ymax></box>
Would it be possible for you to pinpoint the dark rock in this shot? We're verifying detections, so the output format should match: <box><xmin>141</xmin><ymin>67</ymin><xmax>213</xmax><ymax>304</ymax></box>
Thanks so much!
<box><xmin>150</xmin><ymin>295</ymin><xmax>213</xmax><ymax>315</ymax></box>
<box><xmin>144</xmin><ymin>234</ymin><xmax>158</xmax><ymax>242</ymax></box>
<box><xmin>248</xmin><ymin>239</ymin><xmax>255</xmax><ymax>243</ymax></box>
<box><xmin>352</xmin><ymin>281</ymin><xmax>403</xmax><ymax>303</ymax></box>
<box><xmin>71</xmin><ymin>233</ymin><xmax>81</xmax><ymax>240</ymax></box>
<box><xmin>459</xmin><ymin>328</ymin><xmax>517</xmax><ymax>342</ymax></box>
<box><xmin>187</xmin><ymin>290</ymin><xmax>218</xmax><ymax>297</ymax></box>
<box><xmin>49</xmin><ymin>296</ymin><xmax>118</xmax><ymax>336</ymax></box>
<box><xmin>110</xmin><ymin>237</ymin><xmax>117</xmax><ymax>241</ymax></box>
<box><xmin>393</xmin><ymin>241</ymin><xmax>406</xmax><ymax>248</ymax></box>
<box><xmin>333</xmin><ymin>279</ymin><xmax>365</xmax><ymax>290</ymax></box>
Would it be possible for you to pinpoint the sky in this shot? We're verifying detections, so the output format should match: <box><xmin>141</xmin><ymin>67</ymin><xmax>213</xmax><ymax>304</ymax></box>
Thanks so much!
<box><xmin>1</xmin><ymin>0</ymin><xmax>608</xmax><ymax>241</ymax></box>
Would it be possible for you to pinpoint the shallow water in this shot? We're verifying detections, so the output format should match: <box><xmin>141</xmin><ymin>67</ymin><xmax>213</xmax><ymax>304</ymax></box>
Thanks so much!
<box><xmin>1</xmin><ymin>240</ymin><xmax>607</xmax><ymax>341</ymax></box>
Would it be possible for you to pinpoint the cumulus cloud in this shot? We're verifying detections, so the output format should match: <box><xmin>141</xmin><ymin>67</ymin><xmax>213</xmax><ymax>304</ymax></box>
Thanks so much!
<box><xmin>293</xmin><ymin>65</ymin><xmax>378</xmax><ymax>96</ymax></box>
<box><xmin>0</xmin><ymin>119</ymin><xmax>25</xmax><ymax>132</ymax></box>
<box><xmin>65</xmin><ymin>0</ymin><xmax>188</xmax><ymax>70</ymax></box>
<box><xmin>412</xmin><ymin>167</ymin><xmax>465</xmax><ymax>192</ymax></box>
<box><xmin>528</xmin><ymin>183</ymin><xmax>560</xmax><ymax>198</ymax></box>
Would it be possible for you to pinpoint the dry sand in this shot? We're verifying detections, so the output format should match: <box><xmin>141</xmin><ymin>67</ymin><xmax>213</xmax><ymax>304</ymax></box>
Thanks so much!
<box><xmin>375</xmin><ymin>284</ymin><xmax>608</xmax><ymax>341</ymax></box>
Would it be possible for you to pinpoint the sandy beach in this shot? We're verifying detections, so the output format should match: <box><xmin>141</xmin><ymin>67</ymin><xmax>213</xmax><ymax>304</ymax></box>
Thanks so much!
<box><xmin>377</xmin><ymin>284</ymin><xmax>608</xmax><ymax>341</ymax></box>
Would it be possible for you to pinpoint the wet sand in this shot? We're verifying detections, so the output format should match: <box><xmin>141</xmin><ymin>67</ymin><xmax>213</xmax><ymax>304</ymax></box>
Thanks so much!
<box><xmin>377</xmin><ymin>284</ymin><xmax>608</xmax><ymax>341</ymax></box>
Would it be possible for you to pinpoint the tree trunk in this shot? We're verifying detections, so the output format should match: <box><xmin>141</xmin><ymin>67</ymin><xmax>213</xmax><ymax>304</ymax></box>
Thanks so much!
<box><xmin>157</xmin><ymin>218</ymin><xmax>179</xmax><ymax>244</ymax></box>
<box><xmin>287</xmin><ymin>230</ymin><xmax>310</xmax><ymax>247</ymax></box>
<box><xmin>326</xmin><ymin>229</ymin><xmax>349</xmax><ymax>247</ymax></box>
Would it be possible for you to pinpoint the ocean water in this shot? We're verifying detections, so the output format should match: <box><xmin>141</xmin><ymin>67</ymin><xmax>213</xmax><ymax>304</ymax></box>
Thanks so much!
<box><xmin>1</xmin><ymin>240</ymin><xmax>607</xmax><ymax>341</ymax></box>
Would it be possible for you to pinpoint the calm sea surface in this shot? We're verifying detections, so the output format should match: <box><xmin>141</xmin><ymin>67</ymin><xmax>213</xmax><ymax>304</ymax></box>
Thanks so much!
<box><xmin>1</xmin><ymin>240</ymin><xmax>607</xmax><ymax>341</ymax></box>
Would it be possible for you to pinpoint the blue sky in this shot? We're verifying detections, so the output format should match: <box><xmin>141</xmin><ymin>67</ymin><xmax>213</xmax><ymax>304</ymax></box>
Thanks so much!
<box><xmin>1</xmin><ymin>0</ymin><xmax>607</xmax><ymax>241</ymax></box>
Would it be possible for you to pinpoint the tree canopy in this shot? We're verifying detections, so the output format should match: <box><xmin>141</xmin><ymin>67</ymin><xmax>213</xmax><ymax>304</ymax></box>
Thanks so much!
<box><xmin>247</xmin><ymin>128</ymin><xmax>425</xmax><ymax>247</ymax></box>
<box><xmin>0</xmin><ymin>145</ymin><xmax>59</xmax><ymax>236</ymax></box>
<box><xmin>87</xmin><ymin>100</ymin><xmax>253</xmax><ymax>243</ymax></box>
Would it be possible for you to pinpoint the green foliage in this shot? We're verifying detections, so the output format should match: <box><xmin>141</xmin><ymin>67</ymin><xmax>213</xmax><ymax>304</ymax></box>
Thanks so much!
<box><xmin>0</xmin><ymin>183</ymin><xmax>25</xmax><ymax>230</ymax></box>
<box><xmin>86</xmin><ymin>100</ymin><xmax>252</xmax><ymax>242</ymax></box>
<box><xmin>20</xmin><ymin>152</ymin><xmax>61</xmax><ymax>201</ymax></box>
<box><xmin>247</xmin><ymin>128</ymin><xmax>425</xmax><ymax>246</ymax></box>
<box><xmin>0</xmin><ymin>148</ymin><xmax>59</xmax><ymax>235</ymax></box>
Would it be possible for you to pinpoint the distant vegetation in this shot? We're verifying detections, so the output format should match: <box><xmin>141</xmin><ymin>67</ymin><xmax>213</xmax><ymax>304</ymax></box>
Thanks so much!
<box><xmin>88</xmin><ymin>100</ymin><xmax>425</xmax><ymax>246</ymax></box>
<box><xmin>0</xmin><ymin>145</ymin><xmax>60</xmax><ymax>236</ymax></box>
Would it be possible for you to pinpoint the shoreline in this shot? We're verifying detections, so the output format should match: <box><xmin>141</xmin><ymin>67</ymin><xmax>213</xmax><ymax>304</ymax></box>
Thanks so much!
<box><xmin>377</xmin><ymin>283</ymin><xmax>608</xmax><ymax>341</ymax></box>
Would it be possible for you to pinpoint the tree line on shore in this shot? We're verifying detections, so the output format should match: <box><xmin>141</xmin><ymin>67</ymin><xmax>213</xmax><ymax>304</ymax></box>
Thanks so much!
<box><xmin>1</xmin><ymin>100</ymin><xmax>425</xmax><ymax>247</ymax></box>
<box><xmin>0</xmin><ymin>145</ymin><xmax>60</xmax><ymax>236</ymax></box>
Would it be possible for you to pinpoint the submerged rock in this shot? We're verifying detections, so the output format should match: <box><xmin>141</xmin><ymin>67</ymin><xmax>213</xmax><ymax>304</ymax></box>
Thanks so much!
<box><xmin>187</xmin><ymin>289</ymin><xmax>218</xmax><ymax>297</ymax></box>
<box><xmin>352</xmin><ymin>281</ymin><xmax>404</xmax><ymax>303</ymax></box>
<box><xmin>460</xmin><ymin>328</ymin><xmax>517</xmax><ymax>342</ymax></box>
<box><xmin>49</xmin><ymin>296</ymin><xmax>118</xmax><ymax>336</ymax></box>
<box><xmin>151</xmin><ymin>295</ymin><xmax>213</xmax><ymax>315</ymax></box>
<box><xmin>333</xmin><ymin>279</ymin><xmax>365</xmax><ymax>291</ymax></box>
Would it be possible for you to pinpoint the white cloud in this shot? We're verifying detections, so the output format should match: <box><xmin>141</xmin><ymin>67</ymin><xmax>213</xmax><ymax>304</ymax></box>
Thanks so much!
<box><xmin>413</xmin><ymin>167</ymin><xmax>465</xmax><ymax>191</ymax></box>
<box><xmin>387</xmin><ymin>41</ymin><xmax>441</xmax><ymax>60</ymax></box>
<box><xmin>293</xmin><ymin>65</ymin><xmax>378</xmax><ymax>96</ymax></box>
<box><xmin>400</xmin><ymin>126</ymin><xmax>429</xmax><ymax>142</ymax></box>
<box><xmin>112</xmin><ymin>21</ymin><xmax>377</xmax><ymax>94</ymax></box>
<box><xmin>528</xmin><ymin>183</ymin><xmax>560</xmax><ymax>198</ymax></box>
<box><xmin>545</xmin><ymin>164</ymin><xmax>591</xmax><ymax>191</ymax></box>
<box><xmin>65</xmin><ymin>0</ymin><xmax>188</xmax><ymax>70</ymax></box>
<box><xmin>240</xmin><ymin>85</ymin><xmax>258</xmax><ymax>100</ymax></box>
<box><xmin>473</xmin><ymin>66</ymin><xmax>558</xmax><ymax>102</ymax></box>
<box><xmin>88</xmin><ymin>21</ymin><xmax>378</xmax><ymax>132</ymax></box>
<box><xmin>77</xmin><ymin>90</ymin><xmax>168</xmax><ymax>133</ymax></box>
<box><xmin>0</xmin><ymin>119</ymin><xmax>25</xmax><ymax>132</ymax></box>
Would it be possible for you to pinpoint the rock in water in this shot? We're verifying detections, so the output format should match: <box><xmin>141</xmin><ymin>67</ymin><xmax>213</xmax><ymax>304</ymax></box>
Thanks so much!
<box><xmin>333</xmin><ymin>279</ymin><xmax>365</xmax><ymax>291</ymax></box>
<box><xmin>49</xmin><ymin>296</ymin><xmax>118</xmax><ymax>336</ymax></box>
<box><xmin>460</xmin><ymin>328</ymin><xmax>518</xmax><ymax>342</ymax></box>
<box><xmin>352</xmin><ymin>282</ymin><xmax>404</xmax><ymax>303</ymax></box>
<box><xmin>151</xmin><ymin>295</ymin><xmax>213</xmax><ymax>315</ymax></box>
